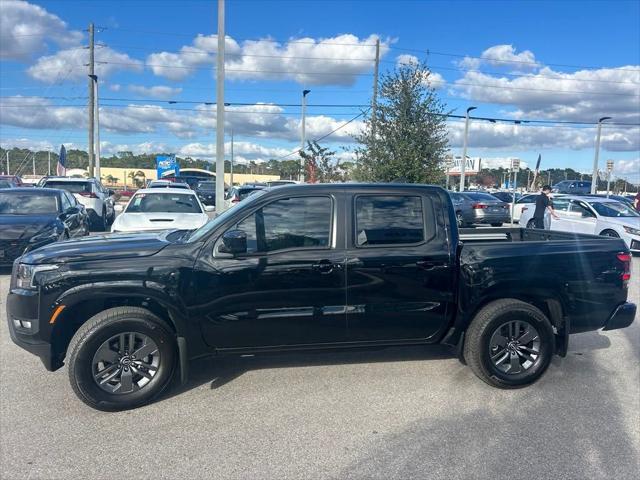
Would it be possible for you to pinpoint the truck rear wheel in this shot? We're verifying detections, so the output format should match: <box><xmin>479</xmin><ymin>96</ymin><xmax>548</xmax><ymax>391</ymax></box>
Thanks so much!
<box><xmin>464</xmin><ymin>299</ymin><xmax>554</xmax><ymax>388</ymax></box>
<box><xmin>67</xmin><ymin>307</ymin><xmax>176</xmax><ymax>411</ymax></box>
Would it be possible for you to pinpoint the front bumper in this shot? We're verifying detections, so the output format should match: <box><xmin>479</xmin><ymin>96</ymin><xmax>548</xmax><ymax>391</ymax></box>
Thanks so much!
<box><xmin>603</xmin><ymin>302</ymin><xmax>637</xmax><ymax>331</ymax></box>
<box><xmin>6</xmin><ymin>287</ymin><xmax>62</xmax><ymax>371</ymax></box>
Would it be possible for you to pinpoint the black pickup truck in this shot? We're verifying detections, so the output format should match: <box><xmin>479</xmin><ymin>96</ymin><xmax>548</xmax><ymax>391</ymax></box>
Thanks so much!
<box><xmin>6</xmin><ymin>184</ymin><xmax>636</xmax><ymax>411</ymax></box>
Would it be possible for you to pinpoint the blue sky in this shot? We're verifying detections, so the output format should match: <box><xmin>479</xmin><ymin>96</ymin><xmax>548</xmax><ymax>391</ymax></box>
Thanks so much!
<box><xmin>1</xmin><ymin>0</ymin><xmax>639</xmax><ymax>180</ymax></box>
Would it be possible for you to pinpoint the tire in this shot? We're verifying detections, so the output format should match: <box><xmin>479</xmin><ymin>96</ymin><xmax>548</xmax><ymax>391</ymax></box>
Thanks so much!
<box><xmin>463</xmin><ymin>299</ymin><xmax>555</xmax><ymax>389</ymax></box>
<box><xmin>491</xmin><ymin>223</ymin><xmax>503</xmax><ymax>227</ymax></box>
<box><xmin>600</xmin><ymin>229</ymin><xmax>619</xmax><ymax>238</ymax></box>
<box><xmin>526</xmin><ymin>219</ymin><xmax>536</xmax><ymax>229</ymax></box>
<box><xmin>67</xmin><ymin>307</ymin><xmax>177</xmax><ymax>411</ymax></box>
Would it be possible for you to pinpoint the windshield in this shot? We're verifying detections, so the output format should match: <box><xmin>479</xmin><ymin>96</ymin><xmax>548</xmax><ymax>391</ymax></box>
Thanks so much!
<box><xmin>590</xmin><ymin>201</ymin><xmax>639</xmax><ymax>218</ymax></box>
<box><xmin>43</xmin><ymin>181</ymin><xmax>91</xmax><ymax>194</ymax></box>
<box><xmin>125</xmin><ymin>192</ymin><xmax>202</xmax><ymax>214</ymax></box>
<box><xmin>187</xmin><ymin>189</ymin><xmax>268</xmax><ymax>242</ymax></box>
<box><xmin>0</xmin><ymin>193</ymin><xmax>59</xmax><ymax>214</ymax></box>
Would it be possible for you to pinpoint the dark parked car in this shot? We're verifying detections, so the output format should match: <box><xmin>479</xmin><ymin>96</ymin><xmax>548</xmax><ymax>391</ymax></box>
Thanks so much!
<box><xmin>6</xmin><ymin>184</ymin><xmax>635</xmax><ymax>411</ymax></box>
<box><xmin>552</xmin><ymin>180</ymin><xmax>592</xmax><ymax>194</ymax></box>
<box><xmin>195</xmin><ymin>181</ymin><xmax>216</xmax><ymax>206</ymax></box>
<box><xmin>449</xmin><ymin>191</ymin><xmax>511</xmax><ymax>227</ymax></box>
<box><xmin>0</xmin><ymin>188</ymin><xmax>89</xmax><ymax>266</ymax></box>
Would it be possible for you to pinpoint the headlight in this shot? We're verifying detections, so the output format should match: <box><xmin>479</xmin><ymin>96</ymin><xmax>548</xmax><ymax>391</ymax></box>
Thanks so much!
<box><xmin>623</xmin><ymin>225</ymin><xmax>640</xmax><ymax>236</ymax></box>
<box><xmin>15</xmin><ymin>264</ymin><xmax>59</xmax><ymax>290</ymax></box>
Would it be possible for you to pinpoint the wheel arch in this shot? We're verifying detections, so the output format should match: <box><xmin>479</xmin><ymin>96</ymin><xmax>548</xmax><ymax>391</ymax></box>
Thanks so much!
<box><xmin>50</xmin><ymin>286</ymin><xmax>189</xmax><ymax>369</ymax></box>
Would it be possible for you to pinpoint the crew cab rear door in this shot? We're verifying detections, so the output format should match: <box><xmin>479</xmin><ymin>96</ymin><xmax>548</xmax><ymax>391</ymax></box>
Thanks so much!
<box><xmin>344</xmin><ymin>188</ymin><xmax>454</xmax><ymax>342</ymax></box>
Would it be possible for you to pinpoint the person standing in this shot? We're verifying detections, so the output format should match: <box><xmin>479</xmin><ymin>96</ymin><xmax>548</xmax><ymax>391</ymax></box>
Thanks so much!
<box><xmin>634</xmin><ymin>191</ymin><xmax>640</xmax><ymax>212</ymax></box>
<box><xmin>533</xmin><ymin>185</ymin><xmax>559</xmax><ymax>229</ymax></box>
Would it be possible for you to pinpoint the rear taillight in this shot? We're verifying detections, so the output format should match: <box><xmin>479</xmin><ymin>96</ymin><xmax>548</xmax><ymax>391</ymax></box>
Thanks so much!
<box><xmin>78</xmin><ymin>191</ymin><xmax>98</xmax><ymax>198</ymax></box>
<box><xmin>617</xmin><ymin>252</ymin><xmax>632</xmax><ymax>283</ymax></box>
<box><xmin>472</xmin><ymin>203</ymin><xmax>488</xmax><ymax>209</ymax></box>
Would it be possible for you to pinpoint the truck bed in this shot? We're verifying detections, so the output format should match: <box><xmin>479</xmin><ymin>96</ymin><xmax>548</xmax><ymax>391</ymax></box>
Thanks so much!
<box><xmin>458</xmin><ymin>227</ymin><xmax>623</xmax><ymax>245</ymax></box>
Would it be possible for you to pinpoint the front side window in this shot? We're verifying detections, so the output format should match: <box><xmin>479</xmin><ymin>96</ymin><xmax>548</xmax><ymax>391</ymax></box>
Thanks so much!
<box><xmin>570</xmin><ymin>201</ymin><xmax>595</xmax><ymax>218</ymax></box>
<box><xmin>233</xmin><ymin>196</ymin><xmax>332</xmax><ymax>254</ymax></box>
<box><xmin>355</xmin><ymin>195</ymin><xmax>424</xmax><ymax>246</ymax></box>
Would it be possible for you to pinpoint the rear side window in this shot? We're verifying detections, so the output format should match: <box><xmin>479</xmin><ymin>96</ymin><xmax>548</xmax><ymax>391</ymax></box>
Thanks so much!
<box><xmin>552</xmin><ymin>198</ymin><xmax>570</xmax><ymax>211</ymax></box>
<box><xmin>235</xmin><ymin>196</ymin><xmax>332</xmax><ymax>253</ymax></box>
<box><xmin>355</xmin><ymin>195</ymin><xmax>424</xmax><ymax>246</ymax></box>
<box><xmin>44</xmin><ymin>181</ymin><xmax>91</xmax><ymax>194</ymax></box>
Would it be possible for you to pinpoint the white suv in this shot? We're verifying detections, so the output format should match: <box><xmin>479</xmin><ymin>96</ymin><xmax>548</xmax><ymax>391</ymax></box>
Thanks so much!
<box><xmin>40</xmin><ymin>177</ymin><xmax>115</xmax><ymax>231</ymax></box>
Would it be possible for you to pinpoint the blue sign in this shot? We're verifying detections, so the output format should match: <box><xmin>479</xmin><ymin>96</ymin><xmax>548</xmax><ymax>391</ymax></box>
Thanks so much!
<box><xmin>156</xmin><ymin>155</ymin><xmax>179</xmax><ymax>178</ymax></box>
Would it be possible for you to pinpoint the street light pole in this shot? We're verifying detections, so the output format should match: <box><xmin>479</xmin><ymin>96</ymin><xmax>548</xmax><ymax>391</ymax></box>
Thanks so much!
<box><xmin>459</xmin><ymin>106</ymin><xmax>476</xmax><ymax>192</ymax></box>
<box><xmin>300</xmin><ymin>89</ymin><xmax>311</xmax><ymax>182</ymax></box>
<box><xmin>215</xmin><ymin>0</ymin><xmax>226</xmax><ymax>212</ymax></box>
<box><xmin>591</xmin><ymin>116</ymin><xmax>611</xmax><ymax>194</ymax></box>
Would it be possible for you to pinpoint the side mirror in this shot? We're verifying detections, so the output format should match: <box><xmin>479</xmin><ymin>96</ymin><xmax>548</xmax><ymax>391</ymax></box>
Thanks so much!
<box><xmin>219</xmin><ymin>229</ymin><xmax>247</xmax><ymax>255</ymax></box>
<box><xmin>204</xmin><ymin>205</ymin><xmax>215</xmax><ymax>212</ymax></box>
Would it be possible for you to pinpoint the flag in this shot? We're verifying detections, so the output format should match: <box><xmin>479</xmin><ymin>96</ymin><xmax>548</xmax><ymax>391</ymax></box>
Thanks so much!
<box><xmin>57</xmin><ymin>145</ymin><xmax>66</xmax><ymax>176</ymax></box>
<box><xmin>530</xmin><ymin>154</ymin><xmax>541</xmax><ymax>189</ymax></box>
<box><xmin>535</xmin><ymin>154</ymin><xmax>542</xmax><ymax>172</ymax></box>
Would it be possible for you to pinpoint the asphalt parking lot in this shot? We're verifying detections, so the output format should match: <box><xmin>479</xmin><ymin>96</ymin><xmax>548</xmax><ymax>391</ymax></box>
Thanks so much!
<box><xmin>0</xmin><ymin>260</ymin><xmax>638</xmax><ymax>480</ymax></box>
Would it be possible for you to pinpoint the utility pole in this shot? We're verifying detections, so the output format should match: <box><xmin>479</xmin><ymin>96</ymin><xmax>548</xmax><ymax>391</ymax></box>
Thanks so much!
<box><xmin>300</xmin><ymin>89</ymin><xmax>310</xmax><ymax>182</ymax></box>
<box><xmin>88</xmin><ymin>22</ymin><xmax>95</xmax><ymax>178</ymax></box>
<box><xmin>371</xmin><ymin>38</ymin><xmax>380</xmax><ymax>137</ymax></box>
<box><xmin>5</xmin><ymin>150</ymin><xmax>9</xmax><ymax>175</ymax></box>
<box><xmin>230</xmin><ymin>129</ymin><xmax>234</xmax><ymax>187</ymax></box>
<box><xmin>48</xmin><ymin>151</ymin><xmax>51</xmax><ymax>176</ymax></box>
<box><xmin>91</xmin><ymin>74</ymin><xmax>101</xmax><ymax>179</ymax></box>
<box><xmin>591</xmin><ymin>116</ymin><xmax>611</xmax><ymax>194</ymax></box>
<box><xmin>215</xmin><ymin>0</ymin><xmax>226</xmax><ymax>212</ymax></box>
<box><xmin>459</xmin><ymin>106</ymin><xmax>476</xmax><ymax>192</ymax></box>
<box><xmin>510</xmin><ymin>158</ymin><xmax>520</xmax><ymax>227</ymax></box>
<box><xmin>32</xmin><ymin>152</ymin><xmax>36</xmax><ymax>175</ymax></box>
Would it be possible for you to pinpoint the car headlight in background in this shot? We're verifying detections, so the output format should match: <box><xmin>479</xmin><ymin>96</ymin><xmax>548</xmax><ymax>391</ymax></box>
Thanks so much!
<box><xmin>623</xmin><ymin>225</ymin><xmax>640</xmax><ymax>236</ymax></box>
<box><xmin>15</xmin><ymin>264</ymin><xmax>59</xmax><ymax>290</ymax></box>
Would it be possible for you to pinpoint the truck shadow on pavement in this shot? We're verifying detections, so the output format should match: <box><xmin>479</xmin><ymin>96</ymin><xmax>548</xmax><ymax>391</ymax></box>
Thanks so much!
<box><xmin>164</xmin><ymin>343</ymin><xmax>456</xmax><ymax>398</ymax></box>
<box><xmin>338</xmin><ymin>331</ymin><xmax>639</xmax><ymax>480</ymax></box>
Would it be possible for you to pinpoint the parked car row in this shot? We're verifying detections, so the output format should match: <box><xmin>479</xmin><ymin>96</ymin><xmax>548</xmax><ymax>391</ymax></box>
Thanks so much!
<box><xmin>519</xmin><ymin>194</ymin><xmax>640</xmax><ymax>253</ymax></box>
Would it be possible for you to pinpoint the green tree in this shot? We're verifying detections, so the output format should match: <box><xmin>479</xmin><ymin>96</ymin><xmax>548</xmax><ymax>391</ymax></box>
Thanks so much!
<box><xmin>353</xmin><ymin>61</ymin><xmax>449</xmax><ymax>183</ymax></box>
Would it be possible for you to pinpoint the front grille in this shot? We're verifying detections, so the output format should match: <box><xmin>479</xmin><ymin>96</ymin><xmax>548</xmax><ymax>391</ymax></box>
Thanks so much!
<box><xmin>0</xmin><ymin>240</ymin><xmax>28</xmax><ymax>263</ymax></box>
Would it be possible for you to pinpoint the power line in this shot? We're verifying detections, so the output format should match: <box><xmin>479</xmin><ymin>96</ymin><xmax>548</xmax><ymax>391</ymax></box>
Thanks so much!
<box><xmin>389</xmin><ymin>46</ymin><xmax>640</xmax><ymax>73</ymax></box>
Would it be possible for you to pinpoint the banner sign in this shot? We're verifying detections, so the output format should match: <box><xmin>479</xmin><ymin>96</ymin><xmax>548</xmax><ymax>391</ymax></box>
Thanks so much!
<box><xmin>156</xmin><ymin>155</ymin><xmax>179</xmax><ymax>178</ymax></box>
<box><xmin>447</xmin><ymin>157</ymin><xmax>481</xmax><ymax>176</ymax></box>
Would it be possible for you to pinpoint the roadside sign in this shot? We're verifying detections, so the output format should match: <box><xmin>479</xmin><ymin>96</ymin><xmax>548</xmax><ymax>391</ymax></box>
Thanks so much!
<box><xmin>447</xmin><ymin>156</ymin><xmax>481</xmax><ymax>176</ymax></box>
<box><xmin>606</xmin><ymin>160</ymin><xmax>614</xmax><ymax>172</ymax></box>
<box><xmin>156</xmin><ymin>154</ymin><xmax>179</xmax><ymax>179</ymax></box>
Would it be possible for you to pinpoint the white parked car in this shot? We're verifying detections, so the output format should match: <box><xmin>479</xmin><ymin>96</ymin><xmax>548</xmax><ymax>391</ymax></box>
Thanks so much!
<box><xmin>41</xmin><ymin>177</ymin><xmax>115</xmax><ymax>231</ymax></box>
<box><xmin>111</xmin><ymin>188</ymin><xmax>214</xmax><ymax>233</ymax></box>
<box><xmin>520</xmin><ymin>195</ymin><xmax>640</xmax><ymax>253</ymax></box>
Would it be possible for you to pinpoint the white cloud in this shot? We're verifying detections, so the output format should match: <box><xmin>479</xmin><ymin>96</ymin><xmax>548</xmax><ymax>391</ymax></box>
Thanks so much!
<box><xmin>108</xmin><ymin>83</ymin><xmax>122</xmax><ymax>92</ymax></box>
<box><xmin>99</xmin><ymin>141</ymin><xmax>170</xmax><ymax>157</ymax></box>
<box><xmin>128</xmin><ymin>85</ymin><xmax>183</xmax><ymax>99</ymax></box>
<box><xmin>27</xmin><ymin>46</ymin><xmax>143</xmax><ymax>83</ymax></box>
<box><xmin>396</xmin><ymin>54</ymin><xmax>419</xmax><ymax>67</ymax></box>
<box><xmin>177</xmin><ymin>141</ymin><xmax>291</xmax><ymax>162</ymax></box>
<box><xmin>0</xmin><ymin>0</ymin><xmax>83</xmax><ymax>60</ymax></box>
<box><xmin>0</xmin><ymin>95</ymin><xmax>85</xmax><ymax>129</ymax></box>
<box><xmin>613</xmin><ymin>158</ymin><xmax>640</xmax><ymax>176</ymax></box>
<box><xmin>451</xmin><ymin>45</ymin><xmax>640</xmax><ymax>124</ymax></box>
<box><xmin>459</xmin><ymin>44</ymin><xmax>538</xmax><ymax>71</ymax></box>
<box><xmin>147</xmin><ymin>33</ymin><xmax>388</xmax><ymax>85</ymax></box>
<box><xmin>447</xmin><ymin>120</ymin><xmax>640</xmax><ymax>152</ymax></box>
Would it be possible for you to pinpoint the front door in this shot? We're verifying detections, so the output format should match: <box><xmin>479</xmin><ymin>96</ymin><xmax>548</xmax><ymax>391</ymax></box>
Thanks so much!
<box><xmin>567</xmin><ymin>200</ymin><xmax>598</xmax><ymax>234</ymax></box>
<box><xmin>345</xmin><ymin>192</ymin><xmax>454</xmax><ymax>342</ymax></box>
<box><xmin>194</xmin><ymin>194</ymin><xmax>347</xmax><ymax>349</ymax></box>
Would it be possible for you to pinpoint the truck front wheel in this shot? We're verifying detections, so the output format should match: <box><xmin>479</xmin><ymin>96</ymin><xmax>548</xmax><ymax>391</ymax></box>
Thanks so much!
<box><xmin>464</xmin><ymin>299</ymin><xmax>554</xmax><ymax>388</ymax></box>
<box><xmin>67</xmin><ymin>307</ymin><xmax>176</xmax><ymax>411</ymax></box>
